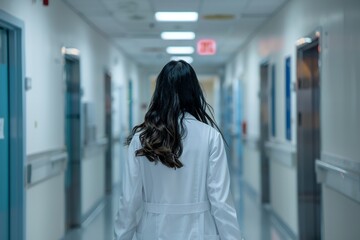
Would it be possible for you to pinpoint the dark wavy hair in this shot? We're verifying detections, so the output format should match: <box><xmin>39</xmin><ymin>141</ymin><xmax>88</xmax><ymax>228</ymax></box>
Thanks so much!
<box><xmin>126</xmin><ymin>60</ymin><xmax>223</xmax><ymax>169</ymax></box>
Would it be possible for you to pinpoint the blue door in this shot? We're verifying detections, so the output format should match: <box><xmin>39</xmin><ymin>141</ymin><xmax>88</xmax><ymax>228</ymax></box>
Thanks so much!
<box><xmin>0</xmin><ymin>27</ymin><xmax>9</xmax><ymax>240</ymax></box>
<box><xmin>234</xmin><ymin>80</ymin><xmax>244</xmax><ymax>175</ymax></box>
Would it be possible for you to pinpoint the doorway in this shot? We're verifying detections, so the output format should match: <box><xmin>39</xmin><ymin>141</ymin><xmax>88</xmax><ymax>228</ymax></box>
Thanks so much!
<box><xmin>104</xmin><ymin>72</ymin><xmax>112</xmax><ymax>193</ymax></box>
<box><xmin>259</xmin><ymin>63</ymin><xmax>270</xmax><ymax>204</ymax></box>
<box><xmin>64</xmin><ymin>54</ymin><xmax>82</xmax><ymax>229</ymax></box>
<box><xmin>296</xmin><ymin>32</ymin><xmax>321</xmax><ymax>239</ymax></box>
<box><xmin>0</xmin><ymin>12</ymin><xmax>25</xmax><ymax>240</ymax></box>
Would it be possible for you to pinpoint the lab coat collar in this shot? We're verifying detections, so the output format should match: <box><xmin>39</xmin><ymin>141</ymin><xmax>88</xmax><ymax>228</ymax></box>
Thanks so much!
<box><xmin>184</xmin><ymin>112</ymin><xmax>197</xmax><ymax>121</ymax></box>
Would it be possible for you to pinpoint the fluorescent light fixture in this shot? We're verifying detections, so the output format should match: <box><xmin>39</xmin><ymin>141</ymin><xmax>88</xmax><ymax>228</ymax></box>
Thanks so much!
<box><xmin>161</xmin><ymin>32</ymin><xmax>195</xmax><ymax>40</ymax></box>
<box><xmin>61</xmin><ymin>47</ymin><xmax>80</xmax><ymax>56</ymax></box>
<box><xmin>166</xmin><ymin>46</ymin><xmax>194</xmax><ymax>54</ymax></box>
<box><xmin>155</xmin><ymin>12</ymin><xmax>198</xmax><ymax>22</ymax></box>
<box><xmin>296</xmin><ymin>37</ymin><xmax>312</xmax><ymax>46</ymax></box>
<box><xmin>171</xmin><ymin>56</ymin><xmax>193</xmax><ymax>63</ymax></box>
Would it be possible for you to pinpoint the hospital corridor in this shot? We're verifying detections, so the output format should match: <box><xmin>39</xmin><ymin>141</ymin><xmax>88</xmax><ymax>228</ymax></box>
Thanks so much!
<box><xmin>0</xmin><ymin>0</ymin><xmax>360</xmax><ymax>239</ymax></box>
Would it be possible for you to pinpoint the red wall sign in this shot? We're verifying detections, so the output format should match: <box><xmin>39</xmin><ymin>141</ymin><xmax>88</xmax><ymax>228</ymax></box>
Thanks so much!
<box><xmin>197</xmin><ymin>39</ymin><xmax>216</xmax><ymax>55</ymax></box>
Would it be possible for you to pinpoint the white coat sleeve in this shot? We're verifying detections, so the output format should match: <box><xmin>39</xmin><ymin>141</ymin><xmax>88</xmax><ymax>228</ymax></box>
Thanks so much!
<box><xmin>114</xmin><ymin>138</ymin><xmax>143</xmax><ymax>240</ymax></box>
<box><xmin>207</xmin><ymin>132</ymin><xmax>242</xmax><ymax>240</ymax></box>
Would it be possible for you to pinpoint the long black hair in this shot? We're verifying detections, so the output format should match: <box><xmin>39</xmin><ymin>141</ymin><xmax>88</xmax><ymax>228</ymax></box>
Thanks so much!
<box><xmin>126</xmin><ymin>60</ymin><xmax>223</xmax><ymax>169</ymax></box>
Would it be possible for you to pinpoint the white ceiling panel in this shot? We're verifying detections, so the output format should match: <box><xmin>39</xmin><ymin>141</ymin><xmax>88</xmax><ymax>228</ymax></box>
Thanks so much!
<box><xmin>245</xmin><ymin>0</ymin><xmax>287</xmax><ymax>14</ymax></box>
<box><xmin>199</xmin><ymin>0</ymin><xmax>248</xmax><ymax>15</ymax></box>
<box><xmin>151</xmin><ymin>0</ymin><xmax>201</xmax><ymax>12</ymax></box>
<box><xmin>65</xmin><ymin>0</ymin><xmax>109</xmax><ymax>15</ymax></box>
<box><xmin>63</xmin><ymin>0</ymin><xmax>289</xmax><ymax>70</ymax></box>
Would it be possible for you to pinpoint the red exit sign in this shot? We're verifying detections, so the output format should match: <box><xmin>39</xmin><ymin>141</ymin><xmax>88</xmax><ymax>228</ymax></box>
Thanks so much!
<box><xmin>197</xmin><ymin>39</ymin><xmax>216</xmax><ymax>55</ymax></box>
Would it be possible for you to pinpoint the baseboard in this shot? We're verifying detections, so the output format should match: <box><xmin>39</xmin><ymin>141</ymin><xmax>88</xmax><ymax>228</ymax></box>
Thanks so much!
<box><xmin>81</xmin><ymin>197</ymin><xmax>107</xmax><ymax>228</ymax></box>
<box><xmin>242</xmin><ymin>180</ymin><xmax>261</xmax><ymax>205</ymax></box>
<box><xmin>267</xmin><ymin>206</ymin><xmax>298</xmax><ymax>240</ymax></box>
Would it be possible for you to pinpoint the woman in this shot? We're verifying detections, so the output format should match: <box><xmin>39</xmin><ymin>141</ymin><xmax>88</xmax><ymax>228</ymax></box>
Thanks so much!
<box><xmin>114</xmin><ymin>60</ymin><xmax>242</xmax><ymax>240</ymax></box>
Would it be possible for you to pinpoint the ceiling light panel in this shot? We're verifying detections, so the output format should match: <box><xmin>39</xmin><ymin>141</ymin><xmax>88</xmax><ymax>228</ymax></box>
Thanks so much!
<box><xmin>155</xmin><ymin>12</ymin><xmax>198</xmax><ymax>22</ymax></box>
<box><xmin>161</xmin><ymin>32</ymin><xmax>195</xmax><ymax>40</ymax></box>
<box><xmin>166</xmin><ymin>47</ymin><xmax>194</xmax><ymax>54</ymax></box>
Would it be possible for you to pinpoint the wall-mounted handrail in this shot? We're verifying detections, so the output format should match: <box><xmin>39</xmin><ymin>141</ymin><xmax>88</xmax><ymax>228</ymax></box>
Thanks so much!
<box><xmin>242</xmin><ymin>136</ymin><xmax>260</xmax><ymax>150</ymax></box>
<box><xmin>316</xmin><ymin>160</ymin><xmax>347</xmax><ymax>175</ymax></box>
<box><xmin>265</xmin><ymin>141</ymin><xmax>296</xmax><ymax>168</ymax></box>
<box><xmin>26</xmin><ymin>149</ymin><xmax>68</xmax><ymax>188</ymax></box>
<box><xmin>316</xmin><ymin>156</ymin><xmax>360</xmax><ymax>203</ymax></box>
<box><xmin>82</xmin><ymin>138</ymin><xmax>108</xmax><ymax>159</ymax></box>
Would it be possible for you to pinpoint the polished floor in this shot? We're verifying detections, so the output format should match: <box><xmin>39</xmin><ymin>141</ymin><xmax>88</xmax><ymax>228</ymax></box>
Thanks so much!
<box><xmin>63</xmin><ymin>169</ymin><xmax>295</xmax><ymax>240</ymax></box>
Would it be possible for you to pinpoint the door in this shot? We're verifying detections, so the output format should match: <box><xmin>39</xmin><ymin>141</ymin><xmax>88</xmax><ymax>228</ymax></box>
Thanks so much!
<box><xmin>233</xmin><ymin>80</ymin><xmax>244</xmax><ymax>174</ymax></box>
<box><xmin>64</xmin><ymin>56</ymin><xmax>82</xmax><ymax>228</ymax></box>
<box><xmin>296</xmin><ymin>36</ymin><xmax>321</xmax><ymax>239</ymax></box>
<box><xmin>223</xmin><ymin>86</ymin><xmax>233</xmax><ymax>164</ymax></box>
<box><xmin>0</xmin><ymin>27</ymin><xmax>9</xmax><ymax>240</ymax></box>
<box><xmin>259</xmin><ymin>63</ymin><xmax>270</xmax><ymax>204</ymax></box>
<box><xmin>128</xmin><ymin>80</ymin><xmax>133</xmax><ymax>130</ymax></box>
<box><xmin>104</xmin><ymin>72</ymin><xmax>112</xmax><ymax>193</ymax></box>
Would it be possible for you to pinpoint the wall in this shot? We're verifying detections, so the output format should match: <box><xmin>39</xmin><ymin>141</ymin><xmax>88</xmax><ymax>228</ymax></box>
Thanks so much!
<box><xmin>26</xmin><ymin>174</ymin><xmax>65</xmax><ymax>240</ymax></box>
<box><xmin>0</xmin><ymin>0</ymin><xmax>138</xmax><ymax>239</ymax></box>
<box><xmin>226</xmin><ymin>0</ymin><xmax>360</xmax><ymax>237</ymax></box>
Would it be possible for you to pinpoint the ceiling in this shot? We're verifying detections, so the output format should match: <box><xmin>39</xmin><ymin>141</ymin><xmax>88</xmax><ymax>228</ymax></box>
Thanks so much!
<box><xmin>63</xmin><ymin>0</ymin><xmax>288</xmax><ymax>71</ymax></box>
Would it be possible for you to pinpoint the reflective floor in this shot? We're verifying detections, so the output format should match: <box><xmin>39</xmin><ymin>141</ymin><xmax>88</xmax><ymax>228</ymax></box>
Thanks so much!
<box><xmin>63</xmin><ymin>169</ymin><xmax>295</xmax><ymax>240</ymax></box>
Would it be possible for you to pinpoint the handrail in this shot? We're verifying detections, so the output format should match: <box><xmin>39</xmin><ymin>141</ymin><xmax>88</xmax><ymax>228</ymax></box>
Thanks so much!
<box><xmin>316</xmin><ymin>157</ymin><xmax>360</xmax><ymax>203</ymax></box>
<box><xmin>112</xmin><ymin>135</ymin><xmax>121</xmax><ymax>144</ymax></box>
<box><xmin>242</xmin><ymin>136</ymin><xmax>260</xmax><ymax>150</ymax></box>
<box><xmin>265</xmin><ymin>141</ymin><xmax>296</xmax><ymax>154</ymax></box>
<box><xmin>26</xmin><ymin>149</ymin><xmax>68</xmax><ymax>188</ymax></box>
<box><xmin>84</xmin><ymin>137</ymin><xmax>108</xmax><ymax>148</ymax></box>
<box><xmin>83</xmin><ymin>138</ymin><xmax>108</xmax><ymax>159</ymax></box>
<box><xmin>316</xmin><ymin>160</ymin><xmax>347</xmax><ymax>175</ymax></box>
<box><xmin>265</xmin><ymin>141</ymin><xmax>296</xmax><ymax>167</ymax></box>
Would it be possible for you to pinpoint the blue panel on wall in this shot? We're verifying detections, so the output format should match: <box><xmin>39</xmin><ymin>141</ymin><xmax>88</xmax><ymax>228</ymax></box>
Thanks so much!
<box><xmin>271</xmin><ymin>64</ymin><xmax>276</xmax><ymax>137</ymax></box>
<box><xmin>128</xmin><ymin>80</ymin><xmax>133</xmax><ymax>129</ymax></box>
<box><xmin>0</xmin><ymin>63</ymin><xmax>9</xmax><ymax>240</ymax></box>
<box><xmin>285</xmin><ymin>57</ymin><xmax>292</xmax><ymax>141</ymax></box>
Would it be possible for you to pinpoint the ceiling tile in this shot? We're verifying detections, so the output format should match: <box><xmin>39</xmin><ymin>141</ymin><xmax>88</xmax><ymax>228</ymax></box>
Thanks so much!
<box><xmin>151</xmin><ymin>0</ymin><xmax>201</xmax><ymax>12</ymax></box>
<box><xmin>62</xmin><ymin>0</ymin><xmax>289</xmax><ymax>69</ymax></box>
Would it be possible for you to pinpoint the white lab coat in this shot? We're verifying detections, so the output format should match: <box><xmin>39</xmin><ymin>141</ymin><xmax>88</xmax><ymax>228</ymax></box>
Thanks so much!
<box><xmin>114</xmin><ymin>113</ymin><xmax>242</xmax><ymax>240</ymax></box>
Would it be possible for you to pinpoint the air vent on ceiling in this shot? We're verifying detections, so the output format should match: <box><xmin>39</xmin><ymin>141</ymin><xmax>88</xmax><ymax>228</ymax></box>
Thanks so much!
<box><xmin>240</xmin><ymin>13</ymin><xmax>269</xmax><ymax>18</ymax></box>
<box><xmin>142</xmin><ymin>47</ymin><xmax>164</xmax><ymax>53</ymax></box>
<box><xmin>118</xmin><ymin>1</ymin><xmax>138</xmax><ymax>13</ymax></box>
<box><xmin>117</xmin><ymin>32</ymin><xmax>160</xmax><ymax>39</ymax></box>
<box><xmin>129</xmin><ymin>14</ymin><xmax>145</xmax><ymax>20</ymax></box>
<box><xmin>202</xmin><ymin>14</ymin><xmax>236</xmax><ymax>20</ymax></box>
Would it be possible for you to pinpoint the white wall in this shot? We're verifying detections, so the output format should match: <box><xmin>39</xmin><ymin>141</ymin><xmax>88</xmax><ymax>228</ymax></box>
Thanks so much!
<box><xmin>226</xmin><ymin>0</ymin><xmax>360</xmax><ymax>237</ymax></box>
<box><xmin>26</xmin><ymin>174</ymin><xmax>65</xmax><ymax>240</ymax></box>
<box><xmin>81</xmin><ymin>151</ymin><xmax>105</xmax><ymax>216</ymax></box>
<box><xmin>243</xmin><ymin>146</ymin><xmax>261</xmax><ymax>195</ymax></box>
<box><xmin>0</xmin><ymin>0</ymin><xmax>139</xmax><ymax>239</ymax></box>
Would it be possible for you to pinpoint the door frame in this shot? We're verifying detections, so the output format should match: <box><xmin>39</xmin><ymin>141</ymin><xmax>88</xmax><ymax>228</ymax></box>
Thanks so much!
<box><xmin>0</xmin><ymin>10</ymin><xmax>25</xmax><ymax>240</ymax></box>
<box><xmin>63</xmin><ymin>52</ymin><xmax>82</xmax><ymax>229</ymax></box>
<box><xmin>259</xmin><ymin>61</ymin><xmax>271</xmax><ymax>204</ymax></box>
<box><xmin>104</xmin><ymin>71</ymin><xmax>112</xmax><ymax>193</ymax></box>
<box><xmin>296</xmin><ymin>29</ymin><xmax>322</xmax><ymax>239</ymax></box>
